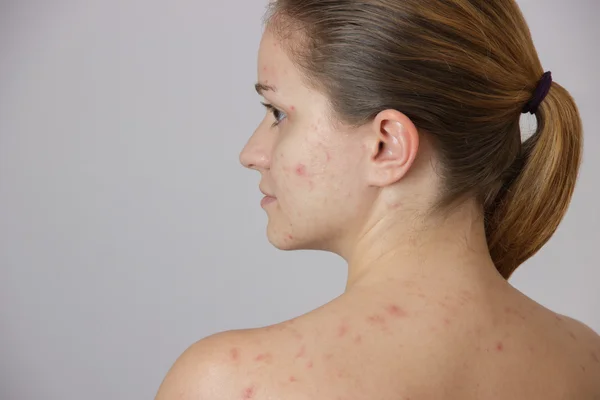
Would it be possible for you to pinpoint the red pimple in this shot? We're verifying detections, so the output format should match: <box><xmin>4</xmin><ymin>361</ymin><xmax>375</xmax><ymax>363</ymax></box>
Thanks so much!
<box><xmin>306</xmin><ymin>360</ymin><xmax>313</xmax><ymax>368</ymax></box>
<box><xmin>290</xmin><ymin>105</ymin><xmax>295</xmax><ymax>111</ymax></box>
<box><xmin>230</xmin><ymin>347</ymin><xmax>240</xmax><ymax>361</ymax></box>
<box><xmin>337</xmin><ymin>322</ymin><xmax>349</xmax><ymax>337</ymax></box>
<box><xmin>242</xmin><ymin>386</ymin><xmax>255</xmax><ymax>399</ymax></box>
<box><xmin>287</xmin><ymin>234</ymin><xmax>294</xmax><ymax>240</ymax></box>
<box><xmin>496</xmin><ymin>341</ymin><xmax>504</xmax><ymax>351</ymax></box>
<box><xmin>443</xmin><ymin>318</ymin><xmax>452</xmax><ymax>326</ymax></box>
<box><xmin>289</xmin><ymin>375</ymin><xmax>297</xmax><ymax>382</ymax></box>
<box><xmin>295</xmin><ymin>164</ymin><xmax>307</xmax><ymax>176</ymax></box>
<box><xmin>386</xmin><ymin>304</ymin><xmax>407</xmax><ymax>318</ymax></box>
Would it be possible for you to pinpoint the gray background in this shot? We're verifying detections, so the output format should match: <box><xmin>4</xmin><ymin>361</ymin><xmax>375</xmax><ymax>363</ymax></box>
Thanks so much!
<box><xmin>0</xmin><ymin>1</ymin><xmax>598</xmax><ymax>399</ymax></box>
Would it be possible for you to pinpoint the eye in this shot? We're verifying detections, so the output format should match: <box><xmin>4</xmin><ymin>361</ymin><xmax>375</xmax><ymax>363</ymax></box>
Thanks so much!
<box><xmin>261</xmin><ymin>102</ymin><xmax>287</xmax><ymax>127</ymax></box>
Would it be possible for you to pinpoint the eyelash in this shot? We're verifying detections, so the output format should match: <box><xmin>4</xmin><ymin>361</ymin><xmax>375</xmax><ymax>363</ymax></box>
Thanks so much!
<box><xmin>261</xmin><ymin>102</ymin><xmax>286</xmax><ymax>127</ymax></box>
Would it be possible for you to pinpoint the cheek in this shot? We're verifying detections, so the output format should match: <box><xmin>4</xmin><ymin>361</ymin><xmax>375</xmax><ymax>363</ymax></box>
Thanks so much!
<box><xmin>272</xmin><ymin>125</ymin><xmax>357</xmax><ymax>198</ymax></box>
<box><xmin>278</xmin><ymin>143</ymin><xmax>333</xmax><ymax>193</ymax></box>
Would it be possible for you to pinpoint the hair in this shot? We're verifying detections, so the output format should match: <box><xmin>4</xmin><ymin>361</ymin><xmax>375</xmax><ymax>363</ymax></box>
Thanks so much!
<box><xmin>263</xmin><ymin>0</ymin><xmax>583</xmax><ymax>279</ymax></box>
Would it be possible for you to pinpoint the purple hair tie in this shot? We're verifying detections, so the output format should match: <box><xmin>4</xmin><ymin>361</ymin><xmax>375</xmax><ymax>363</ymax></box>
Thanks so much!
<box><xmin>522</xmin><ymin>71</ymin><xmax>552</xmax><ymax>114</ymax></box>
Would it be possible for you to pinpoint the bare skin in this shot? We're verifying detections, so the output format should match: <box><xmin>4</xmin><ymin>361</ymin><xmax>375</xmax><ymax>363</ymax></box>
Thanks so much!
<box><xmin>155</xmin><ymin>27</ymin><xmax>600</xmax><ymax>399</ymax></box>
<box><xmin>155</xmin><ymin>274</ymin><xmax>600</xmax><ymax>399</ymax></box>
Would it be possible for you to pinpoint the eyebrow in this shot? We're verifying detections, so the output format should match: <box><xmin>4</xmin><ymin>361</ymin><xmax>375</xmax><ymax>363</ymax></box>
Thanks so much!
<box><xmin>255</xmin><ymin>82</ymin><xmax>277</xmax><ymax>96</ymax></box>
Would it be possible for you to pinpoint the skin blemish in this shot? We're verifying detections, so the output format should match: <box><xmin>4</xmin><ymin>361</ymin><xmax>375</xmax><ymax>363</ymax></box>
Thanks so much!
<box><xmin>325</xmin><ymin>151</ymin><xmax>331</xmax><ymax>162</ymax></box>
<box><xmin>242</xmin><ymin>386</ymin><xmax>256</xmax><ymax>399</ymax></box>
<box><xmin>324</xmin><ymin>353</ymin><xmax>334</xmax><ymax>360</ymax></box>
<box><xmin>295</xmin><ymin>344</ymin><xmax>306</xmax><ymax>358</ymax></box>
<box><xmin>254</xmin><ymin>353</ymin><xmax>273</xmax><ymax>363</ymax></box>
<box><xmin>290</xmin><ymin>329</ymin><xmax>303</xmax><ymax>340</ymax></box>
<box><xmin>230</xmin><ymin>347</ymin><xmax>240</xmax><ymax>362</ymax></box>
<box><xmin>337</xmin><ymin>322</ymin><xmax>349</xmax><ymax>338</ymax></box>
<box><xmin>496</xmin><ymin>341</ymin><xmax>504</xmax><ymax>352</ymax></box>
<box><xmin>569</xmin><ymin>331</ymin><xmax>577</xmax><ymax>340</ymax></box>
<box><xmin>354</xmin><ymin>334</ymin><xmax>363</xmax><ymax>344</ymax></box>
<box><xmin>580</xmin><ymin>365</ymin><xmax>586</xmax><ymax>372</ymax></box>
<box><xmin>591</xmin><ymin>352</ymin><xmax>599</xmax><ymax>363</ymax></box>
<box><xmin>443</xmin><ymin>318</ymin><xmax>452</xmax><ymax>327</ymax></box>
<box><xmin>289</xmin><ymin>376</ymin><xmax>298</xmax><ymax>382</ymax></box>
<box><xmin>367</xmin><ymin>314</ymin><xmax>386</xmax><ymax>325</ymax></box>
<box><xmin>306</xmin><ymin>360</ymin><xmax>313</xmax><ymax>369</ymax></box>
<box><xmin>287</xmin><ymin>234</ymin><xmax>294</xmax><ymax>240</ymax></box>
<box><xmin>386</xmin><ymin>304</ymin><xmax>407</xmax><ymax>318</ymax></box>
<box><xmin>290</xmin><ymin>105</ymin><xmax>295</xmax><ymax>111</ymax></box>
<box><xmin>505</xmin><ymin>306</ymin><xmax>527</xmax><ymax>321</ymax></box>
<box><xmin>295</xmin><ymin>163</ymin><xmax>307</xmax><ymax>176</ymax></box>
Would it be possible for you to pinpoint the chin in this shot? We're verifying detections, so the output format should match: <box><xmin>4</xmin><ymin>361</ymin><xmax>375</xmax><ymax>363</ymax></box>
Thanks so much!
<box><xmin>266</xmin><ymin>229</ymin><xmax>300</xmax><ymax>251</ymax></box>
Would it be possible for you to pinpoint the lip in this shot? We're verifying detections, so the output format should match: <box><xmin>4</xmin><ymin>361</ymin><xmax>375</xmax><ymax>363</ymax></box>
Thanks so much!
<box><xmin>260</xmin><ymin>195</ymin><xmax>277</xmax><ymax>207</ymax></box>
<box><xmin>259</xmin><ymin>187</ymin><xmax>275</xmax><ymax>198</ymax></box>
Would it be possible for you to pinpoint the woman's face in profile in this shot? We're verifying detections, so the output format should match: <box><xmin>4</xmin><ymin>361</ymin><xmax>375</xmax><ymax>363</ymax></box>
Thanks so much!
<box><xmin>240</xmin><ymin>29</ymin><xmax>372</xmax><ymax>253</ymax></box>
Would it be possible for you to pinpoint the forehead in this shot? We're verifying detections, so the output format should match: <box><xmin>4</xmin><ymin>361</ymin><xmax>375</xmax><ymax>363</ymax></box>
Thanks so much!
<box><xmin>257</xmin><ymin>30</ymin><xmax>301</xmax><ymax>95</ymax></box>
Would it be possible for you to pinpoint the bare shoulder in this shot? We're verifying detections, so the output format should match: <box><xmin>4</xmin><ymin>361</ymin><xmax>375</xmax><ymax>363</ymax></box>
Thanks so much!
<box><xmin>557</xmin><ymin>313</ymin><xmax>600</xmax><ymax>364</ymax></box>
<box><xmin>154</xmin><ymin>328</ymin><xmax>259</xmax><ymax>400</ymax></box>
<box><xmin>559</xmin><ymin>313</ymin><xmax>600</xmax><ymax>344</ymax></box>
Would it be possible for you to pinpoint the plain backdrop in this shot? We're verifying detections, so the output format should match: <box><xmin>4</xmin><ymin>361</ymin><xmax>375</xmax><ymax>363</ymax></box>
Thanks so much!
<box><xmin>0</xmin><ymin>1</ymin><xmax>598</xmax><ymax>399</ymax></box>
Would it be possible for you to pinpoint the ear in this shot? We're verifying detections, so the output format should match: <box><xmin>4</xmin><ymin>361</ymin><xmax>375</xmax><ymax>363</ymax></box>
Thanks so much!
<box><xmin>363</xmin><ymin>109</ymin><xmax>419</xmax><ymax>187</ymax></box>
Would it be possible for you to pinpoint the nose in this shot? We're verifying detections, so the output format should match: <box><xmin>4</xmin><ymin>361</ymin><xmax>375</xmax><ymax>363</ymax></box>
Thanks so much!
<box><xmin>239</xmin><ymin>122</ymin><xmax>272</xmax><ymax>171</ymax></box>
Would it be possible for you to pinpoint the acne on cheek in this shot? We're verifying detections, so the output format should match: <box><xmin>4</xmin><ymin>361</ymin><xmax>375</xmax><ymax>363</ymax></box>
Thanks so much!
<box><xmin>295</xmin><ymin>164</ymin><xmax>307</xmax><ymax>176</ymax></box>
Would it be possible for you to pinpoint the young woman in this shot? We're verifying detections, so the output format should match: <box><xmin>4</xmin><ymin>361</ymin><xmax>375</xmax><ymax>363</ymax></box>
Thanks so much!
<box><xmin>156</xmin><ymin>1</ymin><xmax>600</xmax><ymax>398</ymax></box>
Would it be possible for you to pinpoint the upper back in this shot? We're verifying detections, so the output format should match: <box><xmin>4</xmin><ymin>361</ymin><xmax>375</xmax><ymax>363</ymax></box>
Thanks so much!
<box><xmin>213</xmin><ymin>289</ymin><xmax>600</xmax><ymax>399</ymax></box>
<box><xmin>156</xmin><ymin>284</ymin><xmax>600</xmax><ymax>400</ymax></box>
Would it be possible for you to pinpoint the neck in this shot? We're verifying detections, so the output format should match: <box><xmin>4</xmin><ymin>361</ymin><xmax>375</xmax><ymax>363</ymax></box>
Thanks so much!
<box><xmin>343</xmin><ymin>198</ymin><xmax>504</xmax><ymax>293</ymax></box>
